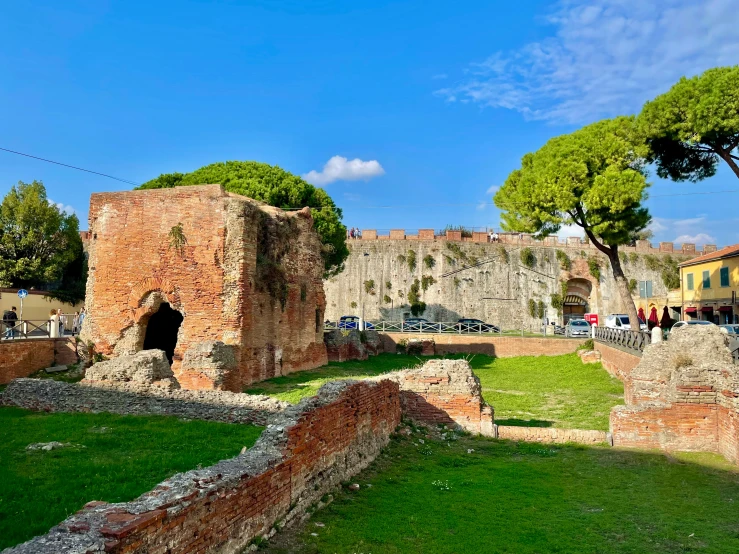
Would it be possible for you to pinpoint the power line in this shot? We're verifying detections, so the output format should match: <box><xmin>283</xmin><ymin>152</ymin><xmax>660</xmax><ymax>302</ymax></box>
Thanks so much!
<box><xmin>0</xmin><ymin>147</ymin><xmax>141</xmax><ymax>186</ymax></box>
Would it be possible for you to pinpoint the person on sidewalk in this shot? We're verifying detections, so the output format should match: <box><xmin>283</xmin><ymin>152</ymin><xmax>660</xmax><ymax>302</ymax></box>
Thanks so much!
<box><xmin>3</xmin><ymin>306</ymin><xmax>18</xmax><ymax>339</ymax></box>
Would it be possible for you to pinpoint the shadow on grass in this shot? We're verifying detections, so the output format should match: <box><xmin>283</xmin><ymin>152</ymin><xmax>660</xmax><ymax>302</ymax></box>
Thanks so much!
<box><xmin>495</xmin><ymin>418</ymin><xmax>554</xmax><ymax>427</ymax></box>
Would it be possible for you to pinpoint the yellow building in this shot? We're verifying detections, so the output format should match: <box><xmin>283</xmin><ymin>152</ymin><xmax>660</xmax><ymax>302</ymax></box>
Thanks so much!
<box><xmin>0</xmin><ymin>288</ymin><xmax>84</xmax><ymax>329</ymax></box>
<box><xmin>679</xmin><ymin>244</ymin><xmax>739</xmax><ymax>324</ymax></box>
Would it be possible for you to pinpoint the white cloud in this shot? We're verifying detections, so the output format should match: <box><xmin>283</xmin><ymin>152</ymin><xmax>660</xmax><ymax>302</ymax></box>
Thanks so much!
<box><xmin>674</xmin><ymin>233</ymin><xmax>716</xmax><ymax>245</ymax></box>
<box><xmin>486</xmin><ymin>185</ymin><xmax>499</xmax><ymax>195</ymax></box>
<box><xmin>303</xmin><ymin>155</ymin><xmax>385</xmax><ymax>186</ymax></box>
<box><xmin>48</xmin><ymin>199</ymin><xmax>75</xmax><ymax>215</ymax></box>
<box><xmin>476</xmin><ymin>201</ymin><xmax>488</xmax><ymax>211</ymax></box>
<box><xmin>558</xmin><ymin>224</ymin><xmax>585</xmax><ymax>238</ymax></box>
<box><xmin>436</xmin><ymin>0</ymin><xmax>739</xmax><ymax>123</ymax></box>
<box><xmin>647</xmin><ymin>219</ymin><xmax>668</xmax><ymax>233</ymax></box>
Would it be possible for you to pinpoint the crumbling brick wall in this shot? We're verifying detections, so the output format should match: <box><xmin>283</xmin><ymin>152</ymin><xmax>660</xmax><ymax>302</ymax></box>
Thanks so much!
<box><xmin>80</xmin><ymin>185</ymin><xmax>327</xmax><ymax>392</ymax></box>
<box><xmin>0</xmin><ymin>338</ymin><xmax>77</xmax><ymax>384</ymax></box>
<box><xmin>6</xmin><ymin>379</ymin><xmax>401</xmax><ymax>554</ymax></box>
<box><xmin>611</xmin><ymin>326</ymin><xmax>739</xmax><ymax>464</ymax></box>
<box><xmin>378</xmin><ymin>333</ymin><xmax>586</xmax><ymax>357</ymax></box>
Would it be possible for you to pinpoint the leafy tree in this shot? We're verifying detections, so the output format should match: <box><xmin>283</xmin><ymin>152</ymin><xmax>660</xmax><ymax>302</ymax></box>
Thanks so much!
<box><xmin>638</xmin><ymin>66</ymin><xmax>739</xmax><ymax>181</ymax></box>
<box><xmin>494</xmin><ymin>117</ymin><xmax>649</xmax><ymax>328</ymax></box>
<box><xmin>139</xmin><ymin>161</ymin><xmax>348</xmax><ymax>276</ymax></box>
<box><xmin>0</xmin><ymin>181</ymin><xmax>83</xmax><ymax>295</ymax></box>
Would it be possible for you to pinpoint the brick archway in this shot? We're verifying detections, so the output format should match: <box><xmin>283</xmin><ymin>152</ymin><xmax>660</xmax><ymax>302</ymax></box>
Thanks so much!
<box><xmin>128</xmin><ymin>277</ymin><xmax>182</xmax><ymax>323</ymax></box>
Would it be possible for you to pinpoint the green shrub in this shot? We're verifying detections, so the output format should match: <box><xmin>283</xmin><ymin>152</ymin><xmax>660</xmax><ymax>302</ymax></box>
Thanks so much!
<box><xmin>407</xmin><ymin>250</ymin><xmax>417</xmax><ymax>272</ymax></box>
<box><xmin>453</xmin><ymin>276</ymin><xmax>461</xmax><ymax>289</ymax></box>
<box><xmin>528</xmin><ymin>298</ymin><xmax>537</xmax><ymax>318</ymax></box>
<box><xmin>383</xmin><ymin>294</ymin><xmax>392</xmax><ymax>304</ymax></box>
<box><xmin>644</xmin><ymin>254</ymin><xmax>661</xmax><ymax>271</ymax></box>
<box><xmin>497</xmin><ymin>246</ymin><xmax>509</xmax><ymax>263</ymax></box>
<box><xmin>587</xmin><ymin>257</ymin><xmax>601</xmax><ymax>280</ymax></box>
<box><xmin>408</xmin><ymin>279</ymin><xmax>421</xmax><ymax>305</ymax></box>
<box><xmin>619</xmin><ymin>251</ymin><xmax>628</xmax><ymax>264</ymax></box>
<box><xmin>520</xmin><ymin>247</ymin><xmax>535</xmax><ymax>268</ymax></box>
<box><xmin>350</xmin><ymin>301</ymin><xmax>357</xmax><ymax>309</ymax></box>
<box><xmin>423</xmin><ymin>255</ymin><xmax>436</xmax><ymax>270</ymax></box>
<box><xmin>385</xmin><ymin>281</ymin><xmax>392</xmax><ymax>290</ymax></box>
<box><xmin>629</xmin><ymin>252</ymin><xmax>639</xmax><ymax>264</ymax></box>
<box><xmin>550</xmin><ymin>293</ymin><xmax>563</xmax><ymax>314</ymax></box>
<box><xmin>577</xmin><ymin>338</ymin><xmax>594</xmax><ymax>351</ymax></box>
<box><xmin>443</xmin><ymin>254</ymin><xmax>456</xmax><ymax>266</ymax></box>
<box><xmin>364</xmin><ymin>279</ymin><xmax>376</xmax><ymax>295</ymax></box>
<box><xmin>397</xmin><ymin>254</ymin><xmax>406</xmax><ymax>264</ymax></box>
<box><xmin>555</xmin><ymin>250</ymin><xmax>571</xmax><ymax>271</ymax></box>
<box><xmin>421</xmin><ymin>275</ymin><xmax>436</xmax><ymax>292</ymax></box>
<box><xmin>537</xmin><ymin>300</ymin><xmax>545</xmax><ymax>319</ymax></box>
<box><xmin>628</xmin><ymin>279</ymin><xmax>638</xmax><ymax>294</ymax></box>
<box><xmin>410</xmin><ymin>302</ymin><xmax>427</xmax><ymax>317</ymax></box>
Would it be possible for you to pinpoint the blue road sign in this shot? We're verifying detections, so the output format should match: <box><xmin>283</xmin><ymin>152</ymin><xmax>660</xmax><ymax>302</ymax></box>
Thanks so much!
<box><xmin>17</xmin><ymin>289</ymin><xmax>28</xmax><ymax>299</ymax></box>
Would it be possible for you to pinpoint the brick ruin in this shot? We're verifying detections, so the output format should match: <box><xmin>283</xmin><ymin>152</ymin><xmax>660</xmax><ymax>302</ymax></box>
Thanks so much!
<box><xmin>80</xmin><ymin>185</ymin><xmax>328</xmax><ymax>392</ymax></box>
<box><xmin>610</xmin><ymin>326</ymin><xmax>739</xmax><ymax>464</ymax></box>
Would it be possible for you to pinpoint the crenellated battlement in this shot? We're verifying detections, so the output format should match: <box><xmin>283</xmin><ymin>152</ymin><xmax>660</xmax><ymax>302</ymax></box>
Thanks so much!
<box><xmin>355</xmin><ymin>229</ymin><xmax>715</xmax><ymax>257</ymax></box>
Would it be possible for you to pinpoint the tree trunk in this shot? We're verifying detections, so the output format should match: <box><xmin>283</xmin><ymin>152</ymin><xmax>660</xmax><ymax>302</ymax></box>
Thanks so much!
<box><xmin>715</xmin><ymin>145</ymin><xmax>739</xmax><ymax>180</ymax></box>
<box><xmin>607</xmin><ymin>246</ymin><xmax>641</xmax><ymax>330</ymax></box>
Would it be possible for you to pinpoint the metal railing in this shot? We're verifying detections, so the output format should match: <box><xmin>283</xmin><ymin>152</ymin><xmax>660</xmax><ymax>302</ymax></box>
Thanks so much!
<box><xmin>1</xmin><ymin>318</ymin><xmax>82</xmax><ymax>340</ymax></box>
<box><xmin>594</xmin><ymin>326</ymin><xmax>652</xmax><ymax>355</ymax></box>
<box><xmin>323</xmin><ymin>320</ymin><xmax>571</xmax><ymax>336</ymax></box>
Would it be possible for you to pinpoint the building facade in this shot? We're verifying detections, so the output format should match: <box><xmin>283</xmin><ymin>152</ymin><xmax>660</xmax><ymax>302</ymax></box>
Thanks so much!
<box><xmin>680</xmin><ymin>245</ymin><xmax>739</xmax><ymax>324</ymax></box>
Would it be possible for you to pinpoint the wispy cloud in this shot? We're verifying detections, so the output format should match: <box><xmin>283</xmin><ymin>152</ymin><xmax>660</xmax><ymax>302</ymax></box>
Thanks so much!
<box><xmin>674</xmin><ymin>233</ymin><xmax>716</xmax><ymax>245</ymax></box>
<box><xmin>432</xmin><ymin>73</ymin><xmax>448</xmax><ymax>80</ymax></box>
<box><xmin>486</xmin><ymin>185</ymin><xmax>499</xmax><ymax>195</ymax></box>
<box><xmin>476</xmin><ymin>201</ymin><xmax>488</xmax><ymax>211</ymax></box>
<box><xmin>435</xmin><ymin>0</ymin><xmax>739</xmax><ymax>124</ymax></box>
<box><xmin>303</xmin><ymin>155</ymin><xmax>385</xmax><ymax>186</ymax></box>
<box><xmin>48</xmin><ymin>199</ymin><xmax>75</xmax><ymax>215</ymax></box>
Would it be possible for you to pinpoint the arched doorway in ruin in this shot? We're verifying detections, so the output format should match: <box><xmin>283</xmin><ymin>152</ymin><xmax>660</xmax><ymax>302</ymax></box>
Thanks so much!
<box><xmin>563</xmin><ymin>278</ymin><xmax>592</xmax><ymax>323</ymax></box>
<box><xmin>142</xmin><ymin>302</ymin><xmax>184</xmax><ymax>364</ymax></box>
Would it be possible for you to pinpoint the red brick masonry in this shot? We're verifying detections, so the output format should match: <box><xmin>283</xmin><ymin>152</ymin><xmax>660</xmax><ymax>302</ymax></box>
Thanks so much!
<box><xmin>0</xmin><ymin>338</ymin><xmax>77</xmax><ymax>384</ymax></box>
<box><xmin>380</xmin><ymin>333</ymin><xmax>586</xmax><ymax>357</ymax></box>
<box><xmin>8</xmin><ymin>380</ymin><xmax>401</xmax><ymax>553</ymax></box>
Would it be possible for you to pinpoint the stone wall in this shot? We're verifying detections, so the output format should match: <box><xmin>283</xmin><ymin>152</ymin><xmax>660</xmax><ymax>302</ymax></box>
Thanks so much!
<box><xmin>594</xmin><ymin>342</ymin><xmax>642</xmax><ymax>384</ymax></box>
<box><xmin>1</xmin><ymin>378</ymin><xmax>288</xmax><ymax>426</ymax></box>
<box><xmin>80</xmin><ymin>185</ymin><xmax>327</xmax><ymax>392</ymax></box>
<box><xmin>5</xmin><ymin>380</ymin><xmax>401</xmax><ymax>554</ymax></box>
<box><xmin>0</xmin><ymin>338</ymin><xmax>77</xmax><ymax>384</ymax></box>
<box><xmin>610</xmin><ymin>326</ymin><xmax>739</xmax><ymax>463</ymax></box>
<box><xmin>325</xmin><ymin>239</ymin><xmax>693</xmax><ymax>328</ymax></box>
<box><xmin>497</xmin><ymin>426</ymin><xmax>610</xmax><ymax>445</ymax></box>
<box><xmin>324</xmin><ymin>330</ymin><xmax>382</xmax><ymax>362</ymax></box>
<box><xmin>379</xmin><ymin>333</ymin><xmax>585</xmax><ymax>357</ymax></box>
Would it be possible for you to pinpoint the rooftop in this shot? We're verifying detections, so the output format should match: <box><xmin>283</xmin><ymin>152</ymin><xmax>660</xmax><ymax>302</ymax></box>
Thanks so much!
<box><xmin>679</xmin><ymin>244</ymin><xmax>739</xmax><ymax>268</ymax></box>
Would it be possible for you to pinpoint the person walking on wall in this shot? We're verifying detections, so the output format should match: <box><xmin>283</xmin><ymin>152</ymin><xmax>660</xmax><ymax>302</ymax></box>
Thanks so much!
<box><xmin>49</xmin><ymin>309</ymin><xmax>60</xmax><ymax>338</ymax></box>
<box><xmin>3</xmin><ymin>306</ymin><xmax>18</xmax><ymax>339</ymax></box>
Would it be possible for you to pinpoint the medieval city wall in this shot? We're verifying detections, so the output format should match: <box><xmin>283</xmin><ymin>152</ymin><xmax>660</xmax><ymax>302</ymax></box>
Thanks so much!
<box><xmin>325</xmin><ymin>234</ymin><xmax>698</xmax><ymax>328</ymax></box>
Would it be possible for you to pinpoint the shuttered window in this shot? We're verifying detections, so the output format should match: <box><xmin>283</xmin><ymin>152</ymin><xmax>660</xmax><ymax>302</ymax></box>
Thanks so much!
<box><xmin>687</xmin><ymin>273</ymin><xmax>694</xmax><ymax>290</ymax></box>
<box><xmin>720</xmin><ymin>267</ymin><xmax>730</xmax><ymax>287</ymax></box>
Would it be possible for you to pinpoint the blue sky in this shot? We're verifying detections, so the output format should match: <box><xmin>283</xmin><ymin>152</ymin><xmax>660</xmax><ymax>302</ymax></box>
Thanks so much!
<box><xmin>1</xmin><ymin>0</ymin><xmax>737</xmax><ymax>246</ymax></box>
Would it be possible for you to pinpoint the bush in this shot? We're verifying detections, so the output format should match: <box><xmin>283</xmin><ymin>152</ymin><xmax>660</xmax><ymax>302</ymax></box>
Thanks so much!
<box><xmin>453</xmin><ymin>276</ymin><xmax>461</xmax><ymax>289</ymax></box>
<box><xmin>629</xmin><ymin>252</ymin><xmax>639</xmax><ymax>264</ymax></box>
<box><xmin>364</xmin><ymin>279</ymin><xmax>376</xmax><ymax>295</ymax></box>
<box><xmin>410</xmin><ymin>302</ymin><xmax>427</xmax><ymax>317</ymax></box>
<box><xmin>406</xmin><ymin>341</ymin><xmax>424</xmax><ymax>355</ymax></box>
<box><xmin>350</xmin><ymin>301</ymin><xmax>357</xmax><ymax>309</ymax></box>
<box><xmin>577</xmin><ymin>339</ymin><xmax>594</xmax><ymax>351</ymax></box>
<box><xmin>407</xmin><ymin>250</ymin><xmax>417</xmax><ymax>273</ymax></box>
<box><xmin>497</xmin><ymin>246</ymin><xmax>509</xmax><ymax>263</ymax></box>
<box><xmin>385</xmin><ymin>281</ymin><xmax>392</xmax><ymax>290</ymax></box>
<box><xmin>628</xmin><ymin>278</ymin><xmax>638</xmax><ymax>294</ymax></box>
<box><xmin>421</xmin><ymin>275</ymin><xmax>436</xmax><ymax>292</ymax></box>
<box><xmin>537</xmin><ymin>300</ymin><xmax>545</xmax><ymax>319</ymax></box>
<box><xmin>644</xmin><ymin>254</ymin><xmax>661</xmax><ymax>271</ymax></box>
<box><xmin>550</xmin><ymin>293</ymin><xmax>563</xmax><ymax>314</ymax></box>
<box><xmin>520</xmin><ymin>247</ymin><xmax>535</xmax><ymax>269</ymax></box>
<box><xmin>408</xmin><ymin>279</ymin><xmax>421</xmax><ymax>305</ymax></box>
<box><xmin>528</xmin><ymin>298</ymin><xmax>537</xmax><ymax>318</ymax></box>
<box><xmin>383</xmin><ymin>294</ymin><xmax>392</xmax><ymax>304</ymax></box>
<box><xmin>588</xmin><ymin>257</ymin><xmax>601</xmax><ymax>281</ymax></box>
<box><xmin>556</xmin><ymin>250</ymin><xmax>571</xmax><ymax>271</ymax></box>
<box><xmin>423</xmin><ymin>255</ymin><xmax>436</xmax><ymax>270</ymax></box>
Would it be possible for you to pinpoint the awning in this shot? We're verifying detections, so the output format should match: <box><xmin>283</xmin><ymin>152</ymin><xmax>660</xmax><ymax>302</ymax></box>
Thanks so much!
<box><xmin>719</xmin><ymin>306</ymin><xmax>733</xmax><ymax>312</ymax></box>
<box><xmin>701</xmin><ymin>306</ymin><xmax>714</xmax><ymax>313</ymax></box>
<box><xmin>564</xmin><ymin>294</ymin><xmax>586</xmax><ymax>305</ymax></box>
<box><xmin>685</xmin><ymin>307</ymin><xmax>698</xmax><ymax>314</ymax></box>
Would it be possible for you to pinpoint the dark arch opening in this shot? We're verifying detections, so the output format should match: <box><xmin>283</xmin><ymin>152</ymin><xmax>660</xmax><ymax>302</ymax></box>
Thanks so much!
<box><xmin>142</xmin><ymin>302</ymin><xmax>183</xmax><ymax>364</ymax></box>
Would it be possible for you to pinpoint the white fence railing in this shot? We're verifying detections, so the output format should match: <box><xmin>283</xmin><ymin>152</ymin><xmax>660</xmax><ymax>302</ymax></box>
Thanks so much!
<box><xmin>326</xmin><ymin>321</ymin><xmax>503</xmax><ymax>334</ymax></box>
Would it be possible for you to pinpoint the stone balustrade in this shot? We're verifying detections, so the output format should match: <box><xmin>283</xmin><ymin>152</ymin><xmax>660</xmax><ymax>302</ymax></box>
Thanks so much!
<box><xmin>353</xmin><ymin>228</ymin><xmax>716</xmax><ymax>256</ymax></box>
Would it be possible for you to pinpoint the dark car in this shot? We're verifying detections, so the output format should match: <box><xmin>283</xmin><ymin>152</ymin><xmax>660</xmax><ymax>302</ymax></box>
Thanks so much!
<box><xmin>337</xmin><ymin>315</ymin><xmax>375</xmax><ymax>330</ymax></box>
<box><xmin>457</xmin><ymin>318</ymin><xmax>500</xmax><ymax>333</ymax></box>
<box><xmin>402</xmin><ymin>317</ymin><xmax>432</xmax><ymax>331</ymax></box>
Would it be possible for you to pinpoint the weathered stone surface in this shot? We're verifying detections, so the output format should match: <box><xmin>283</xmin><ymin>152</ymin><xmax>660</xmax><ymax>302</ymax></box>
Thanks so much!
<box><xmin>1</xmin><ymin>378</ymin><xmax>287</xmax><ymax>426</ymax></box>
<box><xmin>4</xmin><ymin>379</ymin><xmax>401</xmax><ymax>554</ymax></box>
<box><xmin>577</xmin><ymin>350</ymin><xmax>601</xmax><ymax>364</ymax></box>
<box><xmin>180</xmin><ymin>341</ymin><xmax>237</xmax><ymax>389</ymax></box>
<box><xmin>84</xmin><ymin>350</ymin><xmax>175</xmax><ymax>387</ymax></box>
<box><xmin>323</xmin><ymin>330</ymin><xmax>382</xmax><ymax>362</ymax></box>
<box><xmin>80</xmin><ymin>185</ymin><xmax>328</xmax><ymax>392</ymax></box>
<box><xmin>496</xmin><ymin>426</ymin><xmax>610</xmax><ymax>445</ymax></box>
<box><xmin>611</xmin><ymin>325</ymin><xmax>739</xmax><ymax>464</ymax></box>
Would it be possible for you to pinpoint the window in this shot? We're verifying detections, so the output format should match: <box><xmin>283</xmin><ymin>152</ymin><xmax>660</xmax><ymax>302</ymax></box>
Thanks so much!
<box><xmin>703</xmin><ymin>270</ymin><xmax>711</xmax><ymax>289</ymax></box>
<box><xmin>687</xmin><ymin>273</ymin><xmax>694</xmax><ymax>290</ymax></box>
<box><xmin>638</xmin><ymin>280</ymin><xmax>653</xmax><ymax>298</ymax></box>
<box><xmin>720</xmin><ymin>267</ymin><xmax>730</xmax><ymax>288</ymax></box>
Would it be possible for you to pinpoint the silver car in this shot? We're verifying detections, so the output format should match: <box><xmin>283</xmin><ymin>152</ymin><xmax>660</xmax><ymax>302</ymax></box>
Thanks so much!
<box><xmin>565</xmin><ymin>319</ymin><xmax>591</xmax><ymax>337</ymax></box>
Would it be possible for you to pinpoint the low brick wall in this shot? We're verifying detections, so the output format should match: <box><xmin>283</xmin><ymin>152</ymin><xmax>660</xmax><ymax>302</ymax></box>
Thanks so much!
<box><xmin>0</xmin><ymin>338</ymin><xmax>77</xmax><ymax>385</ymax></box>
<box><xmin>6</xmin><ymin>380</ymin><xmax>402</xmax><ymax>554</ymax></box>
<box><xmin>497</xmin><ymin>426</ymin><xmax>611</xmax><ymax>445</ymax></box>
<box><xmin>1</xmin><ymin>379</ymin><xmax>288</xmax><ymax>426</ymax></box>
<box><xmin>594</xmin><ymin>341</ymin><xmax>641</xmax><ymax>382</ymax></box>
<box><xmin>379</xmin><ymin>333</ymin><xmax>585</xmax><ymax>357</ymax></box>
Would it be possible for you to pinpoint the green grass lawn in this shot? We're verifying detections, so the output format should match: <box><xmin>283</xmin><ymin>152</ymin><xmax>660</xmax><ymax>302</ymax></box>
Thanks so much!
<box><xmin>265</xmin><ymin>428</ymin><xmax>739</xmax><ymax>554</ymax></box>
<box><xmin>245</xmin><ymin>353</ymin><xmax>623</xmax><ymax>430</ymax></box>
<box><xmin>0</xmin><ymin>407</ymin><xmax>263</xmax><ymax>549</ymax></box>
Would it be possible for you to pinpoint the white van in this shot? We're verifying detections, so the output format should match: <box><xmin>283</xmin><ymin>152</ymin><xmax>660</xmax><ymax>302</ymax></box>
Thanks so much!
<box><xmin>604</xmin><ymin>314</ymin><xmax>647</xmax><ymax>331</ymax></box>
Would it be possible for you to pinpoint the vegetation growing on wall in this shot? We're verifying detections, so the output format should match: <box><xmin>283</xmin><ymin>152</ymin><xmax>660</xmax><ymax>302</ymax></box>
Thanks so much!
<box><xmin>619</xmin><ymin>251</ymin><xmax>628</xmax><ymax>264</ymax></box>
<box><xmin>406</xmin><ymin>250</ymin><xmax>417</xmax><ymax>273</ymax></box>
<box><xmin>537</xmin><ymin>300</ymin><xmax>545</xmax><ymax>319</ymax></box>
<box><xmin>643</xmin><ymin>254</ymin><xmax>661</xmax><ymax>271</ymax></box>
<box><xmin>588</xmin><ymin>256</ymin><xmax>602</xmax><ymax>281</ymax></box>
<box><xmin>364</xmin><ymin>279</ymin><xmax>376</xmax><ymax>295</ymax></box>
<box><xmin>550</xmin><ymin>293</ymin><xmax>563</xmax><ymax>314</ymax></box>
<box><xmin>556</xmin><ymin>250</ymin><xmax>571</xmax><ymax>271</ymax></box>
<box><xmin>350</xmin><ymin>301</ymin><xmax>357</xmax><ymax>309</ymax></box>
<box><xmin>453</xmin><ymin>276</ymin><xmax>461</xmax><ymax>289</ymax></box>
<box><xmin>408</xmin><ymin>278</ymin><xmax>426</xmax><ymax>316</ymax></box>
<box><xmin>497</xmin><ymin>245</ymin><xmax>509</xmax><ymax>264</ymax></box>
<box><xmin>629</xmin><ymin>252</ymin><xmax>639</xmax><ymax>264</ymax></box>
<box><xmin>443</xmin><ymin>225</ymin><xmax>473</xmax><ymax>238</ymax></box>
<box><xmin>629</xmin><ymin>279</ymin><xmax>638</xmax><ymax>294</ymax></box>
<box><xmin>421</xmin><ymin>275</ymin><xmax>436</xmax><ymax>292</ymax></box>
<box><xmin>661</xmin><ymin>256</ymin><xmax>681</xmax><ymax>290</ymax></box>
<box><xmin>443</xmin><ymin>254</ymin><xmax>455</xmax><ymax>266</ymax></box>
<box><xmin>383</xmin><ymin>294</ymin><xmax>392</xmax><ymax>304</ymax></box>
<box><xmin>385</xmin><ymin>281</ymin><xmax>392</xmax><ymax>290</ymax></box>
<box><xmin>423</xmin><ymin>254</ymin><xmax>436</xmax><ymax>270</ymax></box>
<box><xmin>520</xmin><ymin>247</ymin><xmax>535</xmax><ymax>268</ymax></box>
<box><xmin>255</xmin><ymin>212</ymin><xmax>295</xmax><ymax>310</ymax></box>
<box><xmin>168</xmin><ymin>222</ymin><xmax>188</xmax><ymax>257</ymax></box>
<box><xmin>528</xmin><ymin>298</ymin><xmax>537</xmax><ymax>318</ymax></box>
<box><xmin>396</xmin><ymin>254</ymin><xmax>406</xmax><ymax>265</ymax></box>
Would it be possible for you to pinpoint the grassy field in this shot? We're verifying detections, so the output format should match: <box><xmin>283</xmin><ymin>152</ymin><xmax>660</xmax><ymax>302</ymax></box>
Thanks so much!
<box><xmin>265</xmin><ymin>427</ymin><xmax>739</xmax><ymax>554</ymax></box>
<box><xmin>244</xmin><ymin>353</ymin><xmax>623</xmax><ymax>430</ymax></box>
<box><xmin>0</xmin><ymin>407</ymin><xmax>263</xmax><ymax>549</ymax></box>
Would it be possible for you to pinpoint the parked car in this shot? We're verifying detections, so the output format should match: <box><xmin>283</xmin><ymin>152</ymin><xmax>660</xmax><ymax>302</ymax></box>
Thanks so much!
<box><xmin>604</xmin><ymin>314</ymin><xmax>647</xmax><ymax>331</ymax></box>
<box><xmin>720</xmin><ymin>324</ymin><xmax>739</xmax><ymax>335</ymax></box>
<box><xmin>402</xmin><ymin>317</ymin><xmax>432</xmax><ymax>331</ymax></box>
<box><xmin>672</xmin><ymin>320</ymin><xmax>714</xmax><ymax>330</ymax></box>
<box><xmin>565</xmin><ymin>319</ymin><xmax>591</xmax><ymax>337</ymax></box>
<box><xmin>457</xmin><ymin>318</ymin><xmax>500</xmax><ymax>333</ymax></box>
<box><xmin>337</xmin><ymin>315</ymin><xmax>375</xmax><ymax>330</ymax></box>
